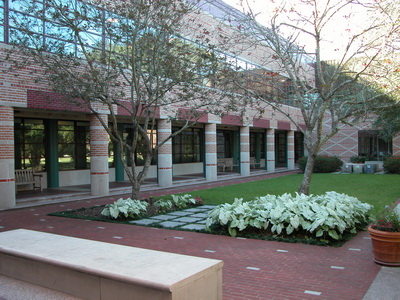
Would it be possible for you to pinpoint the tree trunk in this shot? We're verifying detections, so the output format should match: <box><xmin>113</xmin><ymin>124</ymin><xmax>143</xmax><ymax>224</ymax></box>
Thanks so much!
<box><xmin>298</xmin><ymin>154</ymin><xmax>317</xmax><ymax>195</ymax></box>
<box><xmin>131</xmin><ymin>181</ymin><xmax>141</xmax><ymax>199</ymax></box>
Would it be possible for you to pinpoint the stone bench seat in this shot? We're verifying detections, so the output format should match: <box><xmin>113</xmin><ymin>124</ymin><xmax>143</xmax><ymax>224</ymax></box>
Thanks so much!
<box><xmin>0</xmin><ymin>229</ymin><xmax>223</xmax><ymax>300</ymax></box>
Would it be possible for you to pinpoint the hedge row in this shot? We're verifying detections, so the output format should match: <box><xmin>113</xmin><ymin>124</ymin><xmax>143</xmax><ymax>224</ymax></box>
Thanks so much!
<box><xmin>298</xmin><ymin>156</ymin><xmax>343</xmax><ymax>173</ymax></box>
<box><xmin>384</xmin><ymin>156</ymin><xmax>400</xmax><ymax>174</ymax></box>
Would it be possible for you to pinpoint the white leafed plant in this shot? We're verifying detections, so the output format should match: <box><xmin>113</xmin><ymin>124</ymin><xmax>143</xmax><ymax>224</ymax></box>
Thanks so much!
<box><xmin>206</xmin><ymin>192</ymin><xmax>372</xmax><ymax>242</ymax></box>
<box><xmin>101</xmin><ymin>198</ymin><xmax>149</xmax><ymax>219</ymax></box>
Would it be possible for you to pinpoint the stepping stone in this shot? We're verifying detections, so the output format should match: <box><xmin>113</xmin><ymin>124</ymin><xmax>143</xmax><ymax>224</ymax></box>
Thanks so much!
<box><xmin>150</xmin><ymin>215</ymin><xmax>177</xmax><ymax>221</ymax></box>
<box><xmin>174</xmin><ymin>216</ymin><xmax>203</xmax><ymax>223</ymax></box>
<box><xmin>168</xmin><ymin>211</ymin><xmax>192</xmax><ymax>216</ymax></box>
<box><xmin>129</xmin><ymin>219</ymin><xmax>159</xmax><ymax>225</ymax></box>
<box><xmin>182</xmin><ymin>208</ymin><xmax>205</xmax><ymax>213</ymax></box>
<box><xmin>181</xmin><ymin>224</ymin><xmax>206</xmax><ymax>231</ymax></box>
<box><xmin>190</xmin><ymin>212</ymin><xmax>209</xmax><ymax>218</ymax></box>
<box><xmin>196</xmin><ymin>219</ymin><xmax>207</xmax><ymax>224</ymax></box>
<box><xmin>159</xmin><ymin>221</ymin><xmax>186</xmax><ymax>228</ymax></box>
<box><xmin>201</xmin><ymin>205</ymin><xmax>216</xmax><ymax>209</ymax></box>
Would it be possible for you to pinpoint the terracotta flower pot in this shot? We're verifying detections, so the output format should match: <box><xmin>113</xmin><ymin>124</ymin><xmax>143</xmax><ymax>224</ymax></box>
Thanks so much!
<box><xmin>368</xmin><ymin>226</ymin><xmax>400</xmax><ymax>267</ymax></box>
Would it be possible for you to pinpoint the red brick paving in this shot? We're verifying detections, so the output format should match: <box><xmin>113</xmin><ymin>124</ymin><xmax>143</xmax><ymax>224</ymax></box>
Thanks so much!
<box><xmin>0</xmin><ymin>171</ymin><xmax>380</xmax><ymax>300</ymax></box>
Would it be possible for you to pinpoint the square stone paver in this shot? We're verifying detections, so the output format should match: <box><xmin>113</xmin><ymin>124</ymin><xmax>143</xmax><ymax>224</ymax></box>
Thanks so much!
<box><xmin>174</xmin><ymin>216</ymin><xmax>203</xmax><ymax>223</ymax></box>
<box><xmin>196</xmin><ymin>219</ymin><xmax>208</xmax><ymax>224</ymax></box>
<box><xmin>182</xmin><ymin>207</ymin><xmax>206</xmax><ymax>213</ymax></box>
<box><xmin>159</xmin><ymin>221</ymin><xmax>186</xmax><ymax>228</ymax></box>
<box><xmin>168</xmin><ymin>211</ymin><xmax>193</xmax><ymax>216</ymax></box>
<box><xmin>201</xmin><ymin>205</ymin><xmax>217</xmax><ymax>209</ymax></box>
<box><xmin>129</xmin><ymin>219</ymin><xmax>159</xmax><ymax>225</ymax></box>
<box><xmin>150</xmin><ymin>214</ymin><xmax>177</xmax><ymax>221</ymax></box>
<box><xmin>190</xmin><ymin>212</ymin><xmax>209</xmax><ymax>218</ymax></box>
<box><xmin>180</xmin><ymin>224</ymin><xmax>206</xmax><ymax>231</ymax></box>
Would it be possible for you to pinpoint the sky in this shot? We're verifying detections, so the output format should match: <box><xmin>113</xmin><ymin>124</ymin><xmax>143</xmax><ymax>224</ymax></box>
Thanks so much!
<box><xmin>221</xmin><ymin>0</ymin><xmax>373</xmax><ymax>60</ymax></box>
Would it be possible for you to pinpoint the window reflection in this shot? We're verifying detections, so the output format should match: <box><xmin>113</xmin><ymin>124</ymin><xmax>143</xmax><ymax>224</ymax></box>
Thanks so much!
<box><xmin>3</xmin><ymin>0</ymin><xmax>297</xmax><ymax>107</ymax></box>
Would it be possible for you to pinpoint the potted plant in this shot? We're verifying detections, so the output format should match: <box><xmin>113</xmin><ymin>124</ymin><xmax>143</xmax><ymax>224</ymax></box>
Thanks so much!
<box><xmin>368</xmin><ymin>205</ymin><xmax>400</xmax><ymax>266</ymax></box>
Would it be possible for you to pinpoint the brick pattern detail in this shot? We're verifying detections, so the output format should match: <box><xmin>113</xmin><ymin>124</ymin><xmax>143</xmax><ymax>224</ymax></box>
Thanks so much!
<box><xmin>320</xmin><ymin>121</ymin><xmax>359</xmax><ymax>161</ymax></box>
<box><xmin>221</xmin><ymin>114</ymin><xmax>243</xmax><ymax>126</ymax></box>
<box><xmin>0</xmin><ymin>106</ymin><xmax>14</xmax><ymax>160</ymax></box>
<box><xmin>28</xmin><ymin>90</ymin><xmax>90</xmax><ymax>112</ymax></box>
<box><xmin>90</xmin><ymin>114</ymin><xmax>109</xmax><ymax>157</ymax></box>
<box><xmin>240</xmin><ymin>126</ymin><xmax>250</xmax><ymax>154</ymax></box>
<box><xmin>266</xmin><ymin>128</ymin><xmax>275</xmax><ymax>171</ymax></box>
<box><xmin>287</xmin><ymin>131</ymin><xmax>295</xmax><ymax>169</ymax></box>
<box><xmin>205</xmin><ymin>123</ymin><xmax>217</xmax><ymax>154</ymax></box>
<box><xmin>277</xmin><ymin>121</ymin><xmax>291</xmax><ymax>130</ymax></box>
<box><xmin>157</xmin><ymin>119</ymin><xmax>172</xmax><ymax>155</ymax></box>
<box><xmin>253</xmin><ymin>118</ymin><xmax>270</xmax><ymax>128</ymax></box>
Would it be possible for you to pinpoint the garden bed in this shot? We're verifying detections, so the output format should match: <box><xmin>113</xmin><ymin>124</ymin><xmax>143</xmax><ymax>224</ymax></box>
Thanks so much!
<box><xmin>49</xmin><ymin>192</ymin><xmax>373</xmax><ymax>247</ymax></box>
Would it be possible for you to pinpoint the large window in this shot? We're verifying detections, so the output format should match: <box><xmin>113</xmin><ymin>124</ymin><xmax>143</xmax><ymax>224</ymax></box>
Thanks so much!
<box><xmin>294</xmin><ymin>132</ymin><xmax>304</xmax><ymax>162</ymax></box>
<box><xmin>275</xmin><ymin>131</ymin><xmax>287</xmax><ymax>168</ymax></box>
<box><xmin>172</xmin><ymin>127</ymin><xmax>203</xmax><ymax>163</ymax></box>
<box><xmin>0</xmin><ymin>0</ymin><xmax>4</xmax><ymax>42</ymax></box>
<box><xmin>2</xmin><ymin>0</ymin><xmax>295</xmax><ymax>106</ymax></box>
<box><xmin>250</xmin><ymin>131</ymin><xmax>265</xmax><ymax>168</ymax></box>
<box><xmin>358</xmin><ymin>130</ymin><xmax>392</xmax><ymax>161</ymax></box>
<box><xmin>14</xmin><ymin>118</ymin><xmax>45</xmax><ymax>170</ymax></box>
<box><xmin>58</xmin><ymin>120</ymin><xmax>90</xmax><ymax>170</ymax></box>
<box><xmin>217</xmin><ymin>130</ymin><xmax>235</xmax><ymax>159</ymax></box>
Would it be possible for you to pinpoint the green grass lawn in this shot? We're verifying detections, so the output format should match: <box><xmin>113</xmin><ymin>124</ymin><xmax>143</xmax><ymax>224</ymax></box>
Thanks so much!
<box><xmin>190</xmin><ymin>173</ymin><xmax>400</xmax><ymax>214</ymax></box>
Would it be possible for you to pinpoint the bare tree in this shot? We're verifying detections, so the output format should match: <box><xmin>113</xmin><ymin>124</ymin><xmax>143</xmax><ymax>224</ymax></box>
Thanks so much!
<box><xmin>6</xmin><ymin>0</ymin><xmax>232</xmax><ymax>198</ymax></box>
<box><xmin>219</xmin><ymin>0</ymin><xmax>400</xmax><ymax>194</ymax></box>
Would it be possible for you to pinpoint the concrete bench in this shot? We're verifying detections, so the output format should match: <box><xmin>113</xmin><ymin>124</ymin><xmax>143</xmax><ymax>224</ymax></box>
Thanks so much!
<box><xmin>0</xmin><ymin>229</ymin><xmax>223</xmax><ymax>300</ymax></box>
<box><xmin>15</xmin><ymin>169</ymin><xmax>43</xmax><ymax>191</ymax></box>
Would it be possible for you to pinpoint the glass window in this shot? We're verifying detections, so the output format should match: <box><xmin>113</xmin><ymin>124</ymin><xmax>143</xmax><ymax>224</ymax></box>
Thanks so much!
<box><xmin>217</xmin><ymin>130</ymin><xmax>233</xmax><ymax>159</ymax></box>
<box><xmin>250</xmin><ymin>131</ymin><xmax>265</xmax><ymax>160</ymax></box>
<box><xmin>172</xmin><ymin>128</ymin><xmax>203</xmax><ymax>163</ymax></box>
<box><xmin>14</xmin><ymin>118</ymin><xmax>45</xmax><ymax>171</ymax></box>
<box><xmin>58</xmin><ymin>120</ymin><xmax>90</xmax><ymax>170</ymax></box>
<box><xmin>45</xmin><ymin>22</ymin><xmax>75</xmax><ymax>41</ymax></box>
<box><xmin>294</xmin><ymin>132</ymin><xmax>304</xmax><ymax>162</ymax></box>
<box><xmin>0</xmin><ymin>25</ymin><xmax>4</xmax><ymax>42</ymax></box>
<box><xmin>358</xmin><ymin>130</ymin><xmax>392</xmax><ymax>161</ymax></box>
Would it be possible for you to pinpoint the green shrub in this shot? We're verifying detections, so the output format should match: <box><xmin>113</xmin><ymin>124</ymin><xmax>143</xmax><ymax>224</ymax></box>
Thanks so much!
<box><xmin>298</xmin><ymin>156</ymin><xmax>343</xmax><ymax>173</ymax></box>
<box><xmin>384</xmin><ymin>156</ymin><xmax>400</xmax><ymax>174</ymax></box>
<box><xmin>350</xmin><ymin>155</ymin><xmax>367</xmax><ymax>163</ymax></box>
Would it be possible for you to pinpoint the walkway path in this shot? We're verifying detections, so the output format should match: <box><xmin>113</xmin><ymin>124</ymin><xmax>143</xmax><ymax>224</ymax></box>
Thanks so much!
<box><xmin>0</xmin><ymin>170</ymin><xmax>386</xmax><ymax>299</ymax></box>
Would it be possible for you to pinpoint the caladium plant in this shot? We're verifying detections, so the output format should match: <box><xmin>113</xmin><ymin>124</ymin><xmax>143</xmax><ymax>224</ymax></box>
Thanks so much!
<box><xmin>206</xmin><ymin>192</ymin><xmax>372</xmax><ymax>241</ymax></box>
<box><xmin>101</xmin><ymin>198</ymin><xmax>149</xmax><ymax>219</ymax></box>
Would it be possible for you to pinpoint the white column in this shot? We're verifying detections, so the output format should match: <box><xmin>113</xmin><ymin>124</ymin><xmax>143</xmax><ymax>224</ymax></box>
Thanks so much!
<box><xmin>287</xmin><ymin>130</ymin><xmax>295</xmax><ymax>170</ymax></box>
<box><xmin>266</xmin><ymin>128</ymin><xmax>275</xmax><ymax>172</ymax></box>
<box><xmin>90</xmin><ymin>114</ymin><xmax>109</xmax><ymax>196</ymax></box>
<box><xmin>157</xmin><ymin>119</ymin><xmax>173</xmax><ymax>187</ymax></box>
<box><xmin>205</xmin><ymin>123</ymin><xmax>217</xmax><ymax>181</ymax></box>
<box><xmin>0</xmin><ymin>106</ymin><xmax>16</xmax><ymax>209</ymax></box>
<box><xmin>240</xmin><ymin>126</ymin><xmax>250</xmax><ymax>176</ymax></box>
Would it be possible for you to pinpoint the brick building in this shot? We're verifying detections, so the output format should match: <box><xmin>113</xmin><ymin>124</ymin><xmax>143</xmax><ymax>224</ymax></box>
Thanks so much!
<box><xmin>0</xmin><ymin>0</ymin><xmax>398</xmax><ymax>209</ymax></box>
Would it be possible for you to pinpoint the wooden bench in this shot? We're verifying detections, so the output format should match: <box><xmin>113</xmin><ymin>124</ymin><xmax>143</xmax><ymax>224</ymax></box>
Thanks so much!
<box><xmin>250</xmin><ymin>157</ymin><xmax>260</xmax><ymax>169</ymax></box>
<box><xmin>15</xmin><ymin>169</ymin><xmax>43</xmax><ymax>191</ymax></box>
<box><xmin>0</xmin><ymin>229</ymin><xmax>223</xmax><ymax>300</ymax></box>
<box><xmin>217</xmin><ymin>158</ymin><xmax>239</xmax><ymax>172</ymax></box>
